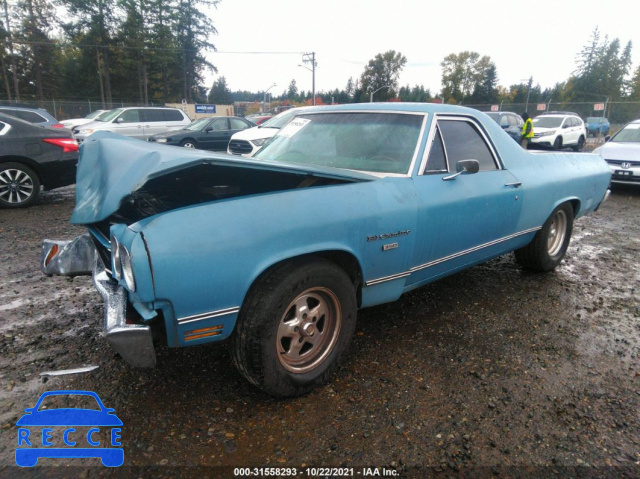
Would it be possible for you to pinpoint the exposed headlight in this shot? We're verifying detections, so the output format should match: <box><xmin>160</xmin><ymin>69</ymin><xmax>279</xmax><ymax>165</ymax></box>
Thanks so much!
<box><xmin>251</xmin><ymin>138</ymin><xmax>269</xmax><ymax>146</ymax></box>
<box><xmin>155</xmin><ymin>138</ymin><xmax>168</xmax><ymax>143</ymax></box>
<box><xmin>110</xmin><ymin>235</ymin><xmax>135</xmax><ymax>291</ymax></box>
<box><xmin>111</xmin><ymin>235</ymin><xmax>122</xmax><ymax>280</ymax></box>
<box><xmin>538</xmin><ymin>130</ymin><xmax>556</xmax><ymax>137</ymax></box>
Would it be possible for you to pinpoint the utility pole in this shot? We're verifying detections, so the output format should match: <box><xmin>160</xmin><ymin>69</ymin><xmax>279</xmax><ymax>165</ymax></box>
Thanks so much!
<box><xmin>302</xmin><ymin>52</ymin><xmax>317</xmax><ymax>106</ymax></box>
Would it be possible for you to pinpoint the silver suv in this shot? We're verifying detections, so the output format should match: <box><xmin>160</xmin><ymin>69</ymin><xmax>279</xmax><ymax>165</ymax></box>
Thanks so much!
<box><xmin>73</xmin><ymin>107</ymin><xmax>191</xmax><ymax>142</ymax></box>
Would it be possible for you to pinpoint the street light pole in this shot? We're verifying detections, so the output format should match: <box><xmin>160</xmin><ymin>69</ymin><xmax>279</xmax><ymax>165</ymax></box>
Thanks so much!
<box><xmin>263</xmin><ymin>83</ymin><xmax>276</xmax><ymax>113</ymax></box>
<box><xmin>370</xmin><ymin>85</ymin><xmax>390</xmax><ymax>102</ymax></box>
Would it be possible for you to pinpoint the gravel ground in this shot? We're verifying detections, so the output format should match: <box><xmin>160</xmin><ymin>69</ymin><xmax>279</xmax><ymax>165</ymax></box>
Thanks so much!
<box><xmin>0</xmin><ymin>183</ymin><xmax>638</xmax><ymax>478</ymax></box>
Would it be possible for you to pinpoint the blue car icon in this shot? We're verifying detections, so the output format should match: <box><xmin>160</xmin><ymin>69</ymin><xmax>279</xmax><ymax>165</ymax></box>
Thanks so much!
<box><xmin>16</xmin><ymin>390</ymin><xmax>123</xmax><ymax>467</ymax></box>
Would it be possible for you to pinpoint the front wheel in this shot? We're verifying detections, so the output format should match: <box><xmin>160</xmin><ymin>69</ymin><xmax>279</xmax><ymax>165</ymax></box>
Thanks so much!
<box><xmin>0</xmin><ymin>162</ymin><xmax>41</xmax><ymax>208</ymax></box>
<box><xmin>231</xmin><ymin>259</ymin><xmax>357</xmax><ymax>397</ymax></box>
<box><xmin>515</xmin><ymin>203</ymin><xmax>574</xmax><ymax>272</ymax></box>
<box><xmin>553</xmin><ymin>136</ymin><xmax>563</xmax><ymax>150</ymax></box>
<box><xmin>180</xmin><ymin>139</ymin><xmax>198</xmax><ymax>149</ymax></box>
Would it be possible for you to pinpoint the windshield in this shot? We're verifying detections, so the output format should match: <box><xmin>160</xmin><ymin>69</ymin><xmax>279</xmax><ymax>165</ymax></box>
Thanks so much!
<box><xmin>254</xmin><ymin>112</ymin><xmax>424</xmax><ymax>175</ymax></box>
<box><xmin>611</xmin><ymin>123</ymin><xmax>640</xmax><ymax>143</ymax></box>
<box><xmin>261</xmin><ymin>109</ymin><xmax>299</xmax><ymax>129</ymax></box>
<box><xmin>533</xmin><ymin>116</ymin><xmax>563</xmax><ymax>128</ymax></box>
<box><xmin>86</xmin><ymin>110</ymin><xmax>103</xmax><ymax>119</ymax></box>
<box><xmin>94</xmin><ymin>110</ymin><xmax>111</xmax><ymax>120</ymax></box>
<box><xmin>96</xmin><ymin>109</ymin><xmax>124</xmax><ymax>122</ymax></box>
<box><xmin>184</xmin><ymin>117</ymin><xmax>212</xmax><ymax>131</ymax></box>
<box><xmin>586</xmin><ymin>117</ymin><xmax>603</xmax><ymax>124</ymax></box>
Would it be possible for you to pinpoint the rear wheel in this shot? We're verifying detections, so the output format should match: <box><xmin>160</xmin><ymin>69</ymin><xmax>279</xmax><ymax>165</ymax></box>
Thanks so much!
<box><xmin>0</xmin><ymin>162</ymin><xmax>40</xmax><ymax>208</ymax></box>
<box><xmin>515</xmin><ymin>203</ymin><xmax>574</xmax><ymax>272</ymax></box>
<box><xmin>231</xmin><ymin>259</ymin><xmax>357</xmax><ymax>397</ymax></box>
<box><xmin>572</xmin><ymin>135</ymin><xmax>585</xmax><ymax>151</ymax></box>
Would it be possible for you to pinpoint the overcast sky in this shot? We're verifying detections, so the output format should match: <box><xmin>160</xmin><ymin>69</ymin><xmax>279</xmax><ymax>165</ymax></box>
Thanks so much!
<box><xmin>204</xmin><ymin>0</ymin><xmax>638</xmax><ymax>98</ymax></box>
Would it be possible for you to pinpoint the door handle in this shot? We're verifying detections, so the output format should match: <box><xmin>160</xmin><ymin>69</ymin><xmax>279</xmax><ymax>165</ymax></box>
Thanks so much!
<box><xmin>505</xmin><ymin>182</ymin><xmax>522</xmax><ymax>188</ymax></box>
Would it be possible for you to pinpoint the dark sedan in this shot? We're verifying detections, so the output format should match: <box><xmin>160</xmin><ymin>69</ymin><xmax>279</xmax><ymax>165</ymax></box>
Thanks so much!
<box><xmin>147</xmin><ymin>116</ymin><xmax>254</xmax><ymax>151</ymax></box>
<box><xmin>485</xmin><ymin>111</ymin><xmax>524</xmax><ymax>142</ymax></box>
<box><xmin>0</xmin><ymin>113</ymin><xmax>79</xmax><ymax>208</ymax></box>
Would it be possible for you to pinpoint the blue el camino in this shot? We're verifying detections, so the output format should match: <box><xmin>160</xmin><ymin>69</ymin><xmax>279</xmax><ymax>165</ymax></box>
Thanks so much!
<box><xmin>41</xmin><ymin>103</ymin><xmax>611</xmax><ymax>397</ymax></box>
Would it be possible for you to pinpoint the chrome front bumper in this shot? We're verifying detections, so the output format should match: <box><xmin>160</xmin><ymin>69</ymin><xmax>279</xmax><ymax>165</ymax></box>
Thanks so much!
<box><xmin>93</xmin><ymin>260</ymin><xmax>156</xmax><ymax>368</ymax></box>
<box><xmin>41</xmin><ymin>235</ymin><xmax>156</xmax><ymax>368</ymax></box>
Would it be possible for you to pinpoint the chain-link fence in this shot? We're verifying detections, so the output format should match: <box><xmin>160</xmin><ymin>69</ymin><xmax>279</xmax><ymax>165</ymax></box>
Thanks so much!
<box><xmin>3</xmin><ymin>98</ymin><xmax>640</xmax><ymax>131</ymax></box>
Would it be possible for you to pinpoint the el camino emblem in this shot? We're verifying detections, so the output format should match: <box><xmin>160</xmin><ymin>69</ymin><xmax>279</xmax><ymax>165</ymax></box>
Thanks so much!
<box><xmin>621</xmin><ymin>162</ymin><xmax>631</xmax><ymax>169</ymax></box>
<box><xmin>367</xmin><ymin>230</ymin><xmax>411</xmax><ymax>242</ymax></box>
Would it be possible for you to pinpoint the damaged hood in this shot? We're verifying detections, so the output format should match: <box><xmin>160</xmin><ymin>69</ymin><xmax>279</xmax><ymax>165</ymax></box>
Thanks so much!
<box><xmin>71</xmin><ymin>132</ymin><xmax>375</xmax><ymax>224</ymax></box>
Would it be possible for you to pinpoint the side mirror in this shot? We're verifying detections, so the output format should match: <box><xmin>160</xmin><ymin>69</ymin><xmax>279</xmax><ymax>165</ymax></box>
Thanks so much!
<box><xmin>604</xmin><ymin>135</ymin><xmax>611</xmax><ymax>142</ymax></box>
<box><xmin>457</xmin><ymin>159</ymin><xmax>480</xmax><ymax>174</ymax></box>
<box><xmin>443</xmin><ymin>159</ymin><xmax>480</xmax><ymax>181</ymax></box>
<box><xmin>116</xmin><ymin>117</ymin><xmax>124</xmax><ymax>124</ymax></box>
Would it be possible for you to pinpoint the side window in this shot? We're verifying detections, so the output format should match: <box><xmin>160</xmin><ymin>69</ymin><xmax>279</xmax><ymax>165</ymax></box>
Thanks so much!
<box><xmin>230</xmin><ymin>118</ymin><xmax>250</xmax><ymax>130</ymax></box>
<box><xmin>13</xmin><ymin>110</ymin><xmax>46</xmax><ymax>123</ymax></box>
<box><xmin>438</xmin><ymin>119</ymin><xmax>497</xmax><ymax>172</ymax></box>
<box><xmin>118</xmin><ymin>109</ymin><xmax>140</xmax><ymax>123</ymax></box>
<box><xmin>424</xmin><ymin>126</ymin><xmax>447</xmax><ymax>173</ymax></box>
<box><xmin>499</xmin><ymin>115</ymin><xmax>509</xmax><ymax>127</ymax></box>
<box><xmin>163</xmin><ymin>109</ymin><xmax>186</xmax><ymax>121</ymax></box>
<box><xmin>507</xmin><ymin>115</ymin><xmax>519</xmax><ymax>127</ymax></box>
<box><xmin>210</xmin><ymin>119</ymin><xmax>229</xmax><ymax>131</ymax></box>
<box><xmin>142</xmin><ymin>109</ymin><xmax>166</xmax><ymax>122</ymax></box>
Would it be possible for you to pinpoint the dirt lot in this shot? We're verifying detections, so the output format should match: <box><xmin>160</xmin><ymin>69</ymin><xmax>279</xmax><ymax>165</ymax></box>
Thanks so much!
<box><xmin>0</xmin><ymin>182</ymin><xmax>638</xmax><ymax>478</ymax></box>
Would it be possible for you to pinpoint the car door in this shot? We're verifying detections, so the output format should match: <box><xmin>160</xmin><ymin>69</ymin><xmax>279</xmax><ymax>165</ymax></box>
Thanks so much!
<box><xmin>407</xmin><ymin>115</ymin><xmax>523</xmax><ymax>286</ymax></box>
<box><xmin>201</xmin><ymin>118</ymin><xmax>232</xmax><ymax>150</ymax></box>
<box><xmin>112</xmin><ymin>109</ymin><xmax>143</xmax><ymax>139</ymax></box>
<box><xmin>564</xmin><ymin>117</ymin><xmax>579</xmax><ymax>145</ymax></box>
<box><xmin>140</xmin><ymin>109</ymin><xmax>169</xmax><ymax>139</ymax></box>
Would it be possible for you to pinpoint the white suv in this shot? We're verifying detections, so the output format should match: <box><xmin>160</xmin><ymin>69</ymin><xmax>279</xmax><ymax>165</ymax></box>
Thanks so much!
<box><xmin>531</xmin><ymin>112</ymin><xmax>587</xmax><ymax>151</ymax></box>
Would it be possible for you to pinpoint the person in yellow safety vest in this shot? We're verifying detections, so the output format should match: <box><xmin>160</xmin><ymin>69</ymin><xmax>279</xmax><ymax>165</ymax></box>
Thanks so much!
<box><xmin>520</xmin><ymin>112</ymin><xmax>534</xmax><ymax>149</ymax></box>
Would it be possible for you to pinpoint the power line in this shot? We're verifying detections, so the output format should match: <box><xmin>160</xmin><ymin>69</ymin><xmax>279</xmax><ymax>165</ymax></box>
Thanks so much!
<box><xmin>11</xmin><ymin>40</ymin><xmax>305</xmax><ymax>55</ymax></box>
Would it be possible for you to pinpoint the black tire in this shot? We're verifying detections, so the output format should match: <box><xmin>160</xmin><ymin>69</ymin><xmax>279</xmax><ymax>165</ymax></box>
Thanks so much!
<box><xmin>553</xmin><ymin>136</ymin><xmax>563</xmax><ymax>150</ymax></box>
<box><xmin>515</xmin><ymin>203</ymin><xmax>574</xmax><ymax>272</ymax></box>
<box><xmin>231</xmin><ymin>258</ymin><xmax>357</xmax><ymax>397</ymax></box>
<box><xmin>572</xmin><ymin>136</ymin><xmax>585</xmax><ymax>152</ymax></box>
<box><xmin>0</xmin><ymin>162</ymin><xmax>40</xmax><ymax>208</ymax></box>
<box><xmin>180</xmin><ymin>139</ymin><xmax>198</xmax><ymax>149</ymax></box>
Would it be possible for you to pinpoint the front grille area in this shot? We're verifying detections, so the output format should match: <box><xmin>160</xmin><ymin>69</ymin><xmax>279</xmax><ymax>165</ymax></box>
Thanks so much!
<box><xmin>606</xmin><ymin>159</ymin><xmax>640</xmax><ymax>167</ymax></box>
<box><xmin>228</xmin><ymin>139</ymin><xmax>252</xmax><ymax>155</ymax></box>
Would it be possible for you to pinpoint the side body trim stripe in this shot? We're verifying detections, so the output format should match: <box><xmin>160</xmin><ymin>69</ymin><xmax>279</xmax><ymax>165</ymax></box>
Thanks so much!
<box><xmin>364</xmin><ymin>227</ymin><xmax>541</xmax><ymax>287</ymax></box>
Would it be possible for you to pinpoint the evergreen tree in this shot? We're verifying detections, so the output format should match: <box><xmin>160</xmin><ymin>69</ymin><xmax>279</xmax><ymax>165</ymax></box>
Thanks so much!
<box><xmin>207</xmin><ymin>76</ymin><xmax>231</xmax><ymax>103</ymax></box>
